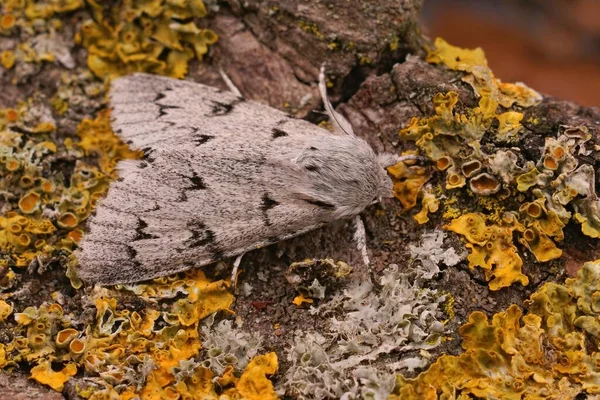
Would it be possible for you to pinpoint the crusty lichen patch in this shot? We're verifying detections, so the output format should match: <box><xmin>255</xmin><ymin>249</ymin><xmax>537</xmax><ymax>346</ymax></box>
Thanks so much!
<box><xmin>0</xmin><ymin>104</ymin><xmax>138</xmax><ymax>282</ymax></box>
<box><xmin>2</xmin><ymin>1</ymin><xmax>599</xmax><ymax>396</ymax></box>
<box><xmin>399</xmin><ymin>38</ymin><xmax>599</xmax><ymax>290</ymax></box>
<box><xmin>281</xmin><ymin>233</ymin><xmax>459</xmax><ymax>398</ymax></box>
<box><xmin>76</xmin><ymin>0</ymin><xmax>218</xmax><ymax>80</ymax></box>
<box><xmin>395</xmin><ymin>259</ymin><xmax>600</xmax><ymax>399</ymax></box>
<box><xmin>0</xmin><ymin>268</ymin><xmax>280</xmax><ymax>398</ymax></box>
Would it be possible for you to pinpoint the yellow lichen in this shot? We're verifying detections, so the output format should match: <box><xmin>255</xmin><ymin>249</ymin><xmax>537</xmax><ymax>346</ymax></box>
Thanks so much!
<box><xmin>0</xmin><ymin>105</ymin><xmax>139</xmax><ymax>273</ymax></box>
<box><xmin>233</xmin><ymin>353</ymin><xmax>279</xmax><ymax>400</ymax></box>
<box><xmin>0</xmin><ymin>300</ymin><xmax>12</xmax><ymax>322</ymax></box>
<box><xmin>496</xmin><ymin>111</ymin><xmax>523</xmax><ymax>142</ymax></box>
<box><xmin>2</xmin><ymin>269</ymin><xmax>240</xmax><ymax>395</ymax></box>
<box><xmin>292</xmin><ymin>294</ymin><xmax>314</xmax><ymax>307</ymax></box>
<box><xmin>1</xmin><ymin>50</ymin><xmax>16</xmax><ymax>69</ymax></box>
<box><xmin>394</xmin><ymin>259</ymin><xmax>600</xmax><ymax>399</ymax></box>
<box><xmin>387</xmin><ymin>158</ymin><xmax>431</xmax><ymax>210</ymax></box>
<box><xmin>76</xmin><ymin>0</ymin><xmax>217</xmax><ymax>80</ymax></box>
<box><xmin>30</xmin><ymin>360</ymin><xmax>78</xmax><ymax>391</ymax></box>
<box><xmin>445</xmin><ymin>213</ymin><xmax>528</xmax><ymax>290</ymax></box>
<box><xmin>399</xmin><ymin>39</ymin><xmax>598</xmax><ymax>289</ymax></box>
<box><xmin>414</xmin><ymin>189</ymin><xmax>439</xmax><ymax>225</ymax></box>
<box><xmin>469</xmin><ymin>173</ymin><xmax>501</xmax><ymax>196</ymax></box>
<box><xmin>18</xmin><ymin>192</ymin><xmax>41</xmax><ymax>214</ymax></box>
<box><xmin>0</xmin><ymin>4</ymin><xmax>284</xmax><ymax>398</ymax></box>
<box><xmin>426</xmin><ymin>37</ymin><xmax>487</xmax><ymax>72</ymax></box>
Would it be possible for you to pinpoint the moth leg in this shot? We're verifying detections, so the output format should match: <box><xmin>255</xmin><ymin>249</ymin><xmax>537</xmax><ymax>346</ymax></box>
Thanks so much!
<box><xmin>231</xmin><ymin>252</ymin><xmax>245</xmax><ymax>286</ymax></box>
<box><xmin>219</xmin><ymin>68</ymin><xmax>243</xmax><ymax>98</ymax></box>
<box><xmin>318</xmin><ymin>64</ymin><xmax>355</xmax><ymax>136</ymax></box>
<box><xmin>353</xmin><ymin>215</ymin><xmax>370</xmax><ymax>266</ymax></box>
<box><xmin>353</xmin><ymin>216</ymin><xmax>382</xmax><ymax>286</ymax></box>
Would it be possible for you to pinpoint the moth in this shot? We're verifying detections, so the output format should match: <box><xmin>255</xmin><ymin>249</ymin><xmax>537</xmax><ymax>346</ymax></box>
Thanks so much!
<box><xmin>77</xmin><ymin>68</ymin><xmax>421</xmax><ymax>285</ymax></box>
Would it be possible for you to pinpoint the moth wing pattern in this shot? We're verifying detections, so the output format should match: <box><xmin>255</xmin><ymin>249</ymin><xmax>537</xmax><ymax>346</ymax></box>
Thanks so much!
<box><xmin>77</xmin><ymin>73</ymin><xmax>380</xmax><ymax>285</ymax></box>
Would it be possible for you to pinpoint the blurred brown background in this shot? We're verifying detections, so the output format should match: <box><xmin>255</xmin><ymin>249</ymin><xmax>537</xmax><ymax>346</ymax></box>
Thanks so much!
<box><xmin>421</xmin><ymin>0</ymin><xmax>600</xmax><ymax>107</ymax></box>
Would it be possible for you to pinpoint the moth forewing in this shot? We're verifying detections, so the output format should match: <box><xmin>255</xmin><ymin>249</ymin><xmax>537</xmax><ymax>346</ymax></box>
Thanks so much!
<box><xmin>77</xmin><ymin>73</ymin><xmax>409</xmax><ymax>285</ymax></box>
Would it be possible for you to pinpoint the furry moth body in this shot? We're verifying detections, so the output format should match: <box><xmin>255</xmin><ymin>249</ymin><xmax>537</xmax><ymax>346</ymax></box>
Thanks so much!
<box><xmin>77</xmin><ymin>72</ymin><xmax>417</xmax><ymax>285</ymax></box>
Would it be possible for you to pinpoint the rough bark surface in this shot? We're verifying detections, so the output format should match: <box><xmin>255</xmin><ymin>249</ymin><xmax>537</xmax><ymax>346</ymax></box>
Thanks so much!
<box><xmin>1</xmin><ymin>0</ymin><xmax>600</xmax><ymax>397</ymax></box>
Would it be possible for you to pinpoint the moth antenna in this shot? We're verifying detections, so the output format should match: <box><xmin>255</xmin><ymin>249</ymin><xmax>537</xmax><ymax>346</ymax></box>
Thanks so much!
<box><xmin>219</xmin><ymin>68</ymin><xmax>243</xmax><ymax>98</ymax></box>
<box><xmin>319</xmin><ymin>64</ymin><xmax>355</xmax><ymax>136</ymax></box>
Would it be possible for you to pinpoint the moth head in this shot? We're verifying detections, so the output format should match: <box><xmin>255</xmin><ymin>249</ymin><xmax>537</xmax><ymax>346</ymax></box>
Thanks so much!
<box><xmin>295</xmin><ymin>137</ymin><xmax>403</xmax><ymax>219</ymax></box>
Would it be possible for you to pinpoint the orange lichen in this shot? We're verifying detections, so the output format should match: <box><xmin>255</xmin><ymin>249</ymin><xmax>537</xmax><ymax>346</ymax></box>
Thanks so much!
<box><xmin>445</xmin><ymin>213</ymin><xmax>528</xmax><ymax>290</ymax></box>
<box><xmin>2</xmin><ymin>269</ymin><xmax>243</xmax><ymax>395</ymax></box>
<box><xmin>76</xmin><ymin>0</ymin><xmax>217</xmax><ymax>80</ymax></box>
<box><xmin>1</xmin><ymin>50</ymin><xmax>16</xmax><ymax>69</ymax></box>
<box><xmin>292</xmin><ymin>294</ymin><xmax>314</xmax><ymax>307</ymax></box>
<box><xmin>30</xmin><ymin>360</ymin><xmax>77</xmax><ymax>391</ymax></box>
<box><xmin>0</xmin><ymin>102</ymin><xmax>142</xmax><ymax>272</ymax></box>
<box><xmin>57</xmin><ymin>212</ymin><xmax>78</xmax><ymax>229</ymax></box>
<box><xmin>0</xmin><ymin>300</ymin><xmax>12</xmax><ymax>322</ymax></box>
<box><xmin>543</xmin><ymin>155</ymin><xmax>558</xmax><ymax>170</ymax></box>
<box><xmin>469</xmin><ymin>173</ymin><xmax>500</xmax><ymax>196</ymax></box>
<box><xmin>387</xmin><ymin>159</ymin><xmax>431</xmax><ymax>210</ymax></box>
<box><xmin>18</xmin><ymin>192</ymin><xmax>41</xmax><ymax>214</ymax></box>
<box><xmin>1</xmin><ymin>14</ymin><xmax>15</xmax><ymax>30</ymax></box>
<box><xmin>461</xmin><ymin>160</ymin><xmax>481</xmax><ymax>178</ymax></box>
<box><xmin>436</xmin><ymin>156</ymin><xmax>452</xmax><ymax>171</ymax></box>
<box><xmin>394</xmin><ymin>259</ymin><xmax>600</xmax><ymax>399</ymax></box>
<box><xmin>400</xmin><ymin>39</ymin><xmax>598</xmax><ymax>288</ymax></box>
<box><xmin>233</xmin><ymin>353</ymin><xmax>279</xmax><ymax>400</ymax></box>
<box><xmin>446</xmin><ymin>169</ymin><xmax>465</xmax><ymax>190</ymax></box>
<box><xmin>414</xmin><ymin>190</ymin><xmax>439</xmax><ymax>225</ymax></box>
<box><xmin>55</xmin><ymin>328</ymin><xmax>78</xmax><ymax>348</ymax></box>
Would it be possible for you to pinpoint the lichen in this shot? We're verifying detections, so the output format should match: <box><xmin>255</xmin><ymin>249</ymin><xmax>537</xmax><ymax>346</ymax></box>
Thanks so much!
<box><xmin>394</xmin><ymin>259</ymin><xmax>600</xmax><ymax>399</ymax></box>
<box><xmin>0</xmin><ymin>103</ymin><xmax>139</xmax><ymax>277</ymax></box>
<box><xmin>387</xmin><ymin>153</ymin><xmax>431</xmax><ymax>211</ymax></box>
<box><xmin>76</xmin><ymin>0</ymin><xmax>217</xmax><ymax>80</ymax></box>
<box><xmin>285</xmin><ymin>258</ymin><xmax>352</xmax><ymax>305</ymax></box>
<box><xmin>400</xmin><ymin>38</ymin><xmax>599</xmax><ymax>289</ymax></box>
<box><xmin>282</xmin><ymin>250</ymin><xmax>451</xmax><ymax>399</ymax></box>
<box><xmin>0</xmin><ymin>0</ymin><xmax>81</xmax><ymax>81</ymax></box>
<box><xmin>0</xmin><ymin>267</ymin><xmax>280</xmax><ymax>397</ymax></box>
<box><xmin>445</xmin><ymin>213</ymin><xmax>529</xmax><ymax>290</ymax></box>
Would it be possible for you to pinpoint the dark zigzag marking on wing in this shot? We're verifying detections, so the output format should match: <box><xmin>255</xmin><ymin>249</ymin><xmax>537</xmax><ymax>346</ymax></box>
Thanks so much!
<box><xmin>158</xmin><ymin>104</ymin><xmax>181</xmax><ymax>117</ymax></box>
<box><xmin>260</xmin><ymin>193</ymin><xmax>279</xmax><ymax>226</ymax></box>
<box><xmin>193</xmin><ymin>135</ymin><xmax>214</xmax><ymax>146</ymax></box>
<box><xmin>206</xmin><ymin>98</ymin><xmax>245</xmax><ymax>117</ymax></box>
<box><xmin>271</xmin><ymin>128</ymin><xmax>288</xmax><ymax>138</ymax></box>
<box><xmin>133</xmin><ymin>218</ymin><xmax>159</xmax><ymax>241</ymax></box>
<box><xmin>304</xmin><ymin>199</ymin><xmax>335</xmax><ymax>210</ymax></box>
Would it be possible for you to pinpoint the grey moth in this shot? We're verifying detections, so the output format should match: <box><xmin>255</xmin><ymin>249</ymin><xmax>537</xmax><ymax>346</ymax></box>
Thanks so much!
<box><xmin>76</xmin><ymin>70</ymin><xmax>419</xmax><ymax>285</ymax></box>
